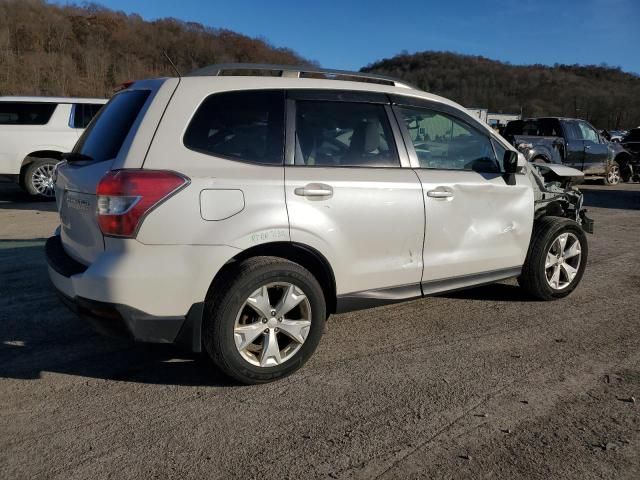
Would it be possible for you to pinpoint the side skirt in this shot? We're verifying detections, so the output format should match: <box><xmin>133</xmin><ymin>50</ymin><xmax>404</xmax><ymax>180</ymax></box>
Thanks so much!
<box><xmin>335</xmin><ymin>267</ymin><xmax>522</xmax><ymax>314</ymax></box>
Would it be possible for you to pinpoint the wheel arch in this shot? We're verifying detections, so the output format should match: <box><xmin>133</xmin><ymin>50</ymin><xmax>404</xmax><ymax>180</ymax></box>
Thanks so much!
<box><xmin>20</xmin><ymin>150</ymin><xmax>64</xmax><ymax>180</ymax></box>
<box><xmin>206</xmin><ymin>241</ymin><xmax>338</xmax><ymax>315</ymax></box>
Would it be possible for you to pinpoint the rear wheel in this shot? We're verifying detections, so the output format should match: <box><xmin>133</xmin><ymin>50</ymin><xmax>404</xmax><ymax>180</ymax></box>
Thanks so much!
<box><xmin>603</xmin><ymin>161</ymin><xmax>621</xmax><ymax>186</ymax></box>
<box><xmin>23</xmin><ymin>158</ymin><xmax>58</xmax><ymax>198</ymax></box>
<box><xmin>203</xmin><ymin>256</ymin><xmax>326</xmax><ymax>384</ymax></box>
<box><xmin>518</xmin><ymin>217</ymin><xmax>588</xmax><ymax>300</ymax></box>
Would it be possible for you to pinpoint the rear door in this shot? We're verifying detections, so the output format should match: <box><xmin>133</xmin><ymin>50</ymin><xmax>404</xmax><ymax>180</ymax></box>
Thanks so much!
<box><xmin>561</xmin><ymin>120</ymin><xmax>585</xmax><ymax>170</ymax></box>
<box><xmin>578</xmin><ymin>120</ymin><xmax>609</xmax><ymax>174</ymax></box>
<box><xmin>391</xmin><ymin>97</ymin><xmax>533</xmax><ymax>290</ymax></box>
<box><xmin>284</xmin><ymin>91</ymin><xmax>425</xmax><ymax>304</ymax></box>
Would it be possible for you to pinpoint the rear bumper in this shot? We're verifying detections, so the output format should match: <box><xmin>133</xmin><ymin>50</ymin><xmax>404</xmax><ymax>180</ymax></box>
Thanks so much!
<box><xmin>45</xmin><ymin>235</ymin><xmax>203</xmax><ymax>351</ymax></box>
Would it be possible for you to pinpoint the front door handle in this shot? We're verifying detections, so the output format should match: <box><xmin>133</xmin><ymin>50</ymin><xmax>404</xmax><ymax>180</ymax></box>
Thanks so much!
<box><xmin>294</xmin><ymin>183</ymin><xmax>333</xmax><ymax>197</ymax></box>
<box><xmin>426</xmin><ymin>189</ymin><xmax>453</xmax><ymax>199</ymax></box>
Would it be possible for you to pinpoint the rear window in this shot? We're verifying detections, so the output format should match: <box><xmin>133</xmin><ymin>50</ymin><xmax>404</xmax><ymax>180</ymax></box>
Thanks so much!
<box><xmin>71</xmin><ymin>103</ymin><xmax>103</xmax><ymax>129</ymax></box>
<box><xmin>0</xmin><ymin>102</ymin><xmax>57</xmax><ymax>125</ymax></box>
<box><xmin>183</xmin><ymin>90</ymin><xmax>285</xmax><ymax>165</ymax></box>
<box><xmin>73</xmin><ymin>90</ymin><xmax>149</xmax><ymax>162</ymax></box>
<box><xmin>504</xmin><ymin>119</ymin><xmax>561</xmax><ymax>137</ymax></box>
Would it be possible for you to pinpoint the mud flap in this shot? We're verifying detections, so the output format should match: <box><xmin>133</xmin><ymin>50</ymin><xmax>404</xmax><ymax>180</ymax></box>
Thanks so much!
<box><xmin>580</xmin><ymin>210</ymin><xmax>595</xmax><ymax>234</ymax></box>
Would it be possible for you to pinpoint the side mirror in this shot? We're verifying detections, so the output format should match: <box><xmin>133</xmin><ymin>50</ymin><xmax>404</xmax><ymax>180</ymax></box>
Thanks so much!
<box><xmin>503</xmin><ymin>150</ymin><xmax>520</xmax><ymax>173</ymax></box>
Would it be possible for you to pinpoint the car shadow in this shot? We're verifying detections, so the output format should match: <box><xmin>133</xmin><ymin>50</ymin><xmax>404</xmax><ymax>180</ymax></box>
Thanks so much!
<box><xmin>0</xmin><ymin>183</ymin><xmax>56</xmax><ymax>211</ymax></box>
<box><xmin>581</xmin><ymin>185</ymin><xmax>640</xmax><ymax>211</ymax></box>
<box><xmin>436</xmin><ymin>282</ymin><xmax>533</xmax><ymax>302</ymax></box>
<box><xmin>0</xmin><ymin>240</ymin><xmax>235</xmax><ymax>387</ymax></box>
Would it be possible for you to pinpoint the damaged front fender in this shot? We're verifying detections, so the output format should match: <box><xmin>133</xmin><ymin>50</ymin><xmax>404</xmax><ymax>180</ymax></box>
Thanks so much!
<box><xmin>526</xmin><ymin>162</ymin><xmax>594</xmax><ymax>234</ymax></box>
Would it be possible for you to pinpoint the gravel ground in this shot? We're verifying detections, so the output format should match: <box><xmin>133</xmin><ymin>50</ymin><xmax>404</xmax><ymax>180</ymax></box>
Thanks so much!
<box><xmin>1</xmin><ymin>181</ymin><xmax>639</xmax><ymax>479</ymax></box>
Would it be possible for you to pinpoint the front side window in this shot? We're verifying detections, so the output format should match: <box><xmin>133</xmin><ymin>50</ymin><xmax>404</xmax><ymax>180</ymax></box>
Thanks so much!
<box><xmin>577</xmin><ymin>121</ymin><xmax>599</xmax><ymax>143</ymax></box>
<box><xmin>396</xmin><ymin>107</ymin><xmax>500</xmax><ymax>172</ymax></box>
<box><xmin>71</xmin><ymin>103</ymin><xmax>103</xmax><ymax>129</ymax></box>
<box><xmin>0</xmin><ymin>102</ymin><xmax>56</xmax><ymax>125</ymax></box>
<box><xmin>184</xmin><ymin>90</ymin><xmax>285</xmax><ymax>165</ymax></box>
<box><xmin>294</xmin><ymin>101</ymin><xmax>399</xmax><ymax>167</ymax></box>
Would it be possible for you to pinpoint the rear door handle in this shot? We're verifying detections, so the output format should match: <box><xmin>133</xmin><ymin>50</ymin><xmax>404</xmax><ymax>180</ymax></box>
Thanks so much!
<box><xmin>294</xmin><ymin>183</ymin><xmax>333</xmax><ymax>197</ymax></box>
<box><xmin>426</xmin><ymin>189</ymin><xmax>453</xmax><ymax>199</ymax></box>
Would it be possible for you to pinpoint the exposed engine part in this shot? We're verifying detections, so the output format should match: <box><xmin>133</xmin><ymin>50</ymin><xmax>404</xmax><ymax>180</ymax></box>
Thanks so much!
<box><xmin>527</xmin><ymin>163</ymin><xmax>594</xmax><ymax>234</ymax></box>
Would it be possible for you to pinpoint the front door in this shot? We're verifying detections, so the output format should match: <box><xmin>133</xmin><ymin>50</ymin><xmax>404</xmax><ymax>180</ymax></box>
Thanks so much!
<box><xmin>284</xmin><ymin>93</ymin><xmax>425</xmax><ymax>302</ymax></box>
<box><xmin>391</xmin><ymin>100</ymin><xmax>534</xmax><ymax>291</ymax></box>
<box><xmin>578</xmin><ymin>121</ymin><xmax>609</xmax><ymax>174</ymax></box>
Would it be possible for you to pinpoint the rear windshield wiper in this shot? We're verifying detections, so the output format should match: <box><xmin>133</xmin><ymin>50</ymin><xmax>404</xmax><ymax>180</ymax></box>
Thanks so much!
<box><xmin>61</xmin><ymin>152</ymin><xmax>94</xmax><ymax>163</ymax></box>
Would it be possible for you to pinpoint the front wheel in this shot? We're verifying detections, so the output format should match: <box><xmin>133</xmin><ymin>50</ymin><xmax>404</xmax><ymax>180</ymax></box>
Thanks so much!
<box><xmin>23</xmin><ymin>158</ymin><xmax>59</xmax><ymax>198</ymax></box>
<box><xmin>203</xmin><ymin>256</ymin><xmax>326</xmax><ymax>384</ymax></box>
<box><xmin>603</xmin><ymin>161</ymin><xmax>621</xmax><ymax>186</ymax></box>
<box><xmin>518</xmin><ymin>217</ymin><xmax>588</xmax><ymax>300</ymax></box>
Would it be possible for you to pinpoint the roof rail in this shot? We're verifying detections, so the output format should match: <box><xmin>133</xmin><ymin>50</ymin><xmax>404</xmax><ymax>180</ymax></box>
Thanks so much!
<box><xmin>186</xmin><ymin>63</ymin><xmax>415</xmax><ymax>89</ymax></box>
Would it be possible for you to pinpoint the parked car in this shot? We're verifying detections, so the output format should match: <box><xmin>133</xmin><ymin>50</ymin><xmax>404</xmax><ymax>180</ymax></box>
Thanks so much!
<box><xmin>46</xmin><ymin>64</ymin><xmax>593</xmax><ymax>384</ymax></box>
<box><xmin>0</xmin><ymin>96</ymin><xmax>107</xmax><ymax>197</ymax></box>
<box><xmin>504</xmin><ymin>117</ymin><xmax>624</xmax><ymax>185</ymax></box>
<box><xmin>601</xmin><ymin>129</ymin><xmax>627</xmax><ymax>143</ymax></box>
<box><xmin>619</xmin><ymin>128</ymin><xmax>640</xmax><ymax>182</ymax></box>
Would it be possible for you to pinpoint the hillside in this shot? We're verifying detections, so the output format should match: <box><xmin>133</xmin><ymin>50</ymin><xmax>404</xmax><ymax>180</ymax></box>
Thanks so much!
<box><xmin>1</xmin><ymin>2</ymin><xmax>639</xmax><ymax>130</ymax></box>
<box><xmin>362</xmin><ymin>51</ymin><xmax>640</xmax><ymax>129</ymax></box>
<box><xmin>0</xmin><ymin>0</ymin><xmax>309</xmax><ymax>98</ymax></box>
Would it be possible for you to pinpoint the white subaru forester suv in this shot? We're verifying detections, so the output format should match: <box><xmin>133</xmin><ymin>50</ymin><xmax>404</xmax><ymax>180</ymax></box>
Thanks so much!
<box><xmin>46</xmin><ymin>65</ymin><xmax>593</xmax><ymax>384</ymax></box>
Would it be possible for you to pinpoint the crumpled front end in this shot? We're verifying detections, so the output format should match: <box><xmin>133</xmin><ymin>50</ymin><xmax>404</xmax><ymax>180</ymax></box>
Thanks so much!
<box><xmin>526</xmin><ymin>163</ymin><xmax>594</xmax><ymax>234</ymax></box>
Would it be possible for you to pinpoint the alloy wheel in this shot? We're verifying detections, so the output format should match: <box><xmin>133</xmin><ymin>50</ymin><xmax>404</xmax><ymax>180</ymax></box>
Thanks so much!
<box><xmin>31</xmin><ymin>163</ymin><xmax>56</xmax><ymax>197</ymax></box>
<box><xmin>234</xmin><ymin>282</ymin><xmax>312</xmax><ymax>367</ymax></box>
<box><xmin>545</xmin><ymin>232</ymin><xmax>582</xmax><ymax>290</ymax></box>
<box><xmin>607</xmin><ymin>165</ymin><xmax>620</xmax><ymax>185</ymax></box>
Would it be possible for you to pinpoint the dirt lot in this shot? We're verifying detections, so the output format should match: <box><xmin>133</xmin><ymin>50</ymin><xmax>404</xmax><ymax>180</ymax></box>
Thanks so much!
<box><xmin>1</xmin><ymin>181</ymin><xmax>639</xmax><ymax>479</ymax></box>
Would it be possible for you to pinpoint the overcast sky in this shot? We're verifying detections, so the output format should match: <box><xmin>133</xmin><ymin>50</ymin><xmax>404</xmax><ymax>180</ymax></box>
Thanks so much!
<box><xmin>52</xmin><ymin>0</ymin><xmax>640</xmax><ymax>74</ymax></box>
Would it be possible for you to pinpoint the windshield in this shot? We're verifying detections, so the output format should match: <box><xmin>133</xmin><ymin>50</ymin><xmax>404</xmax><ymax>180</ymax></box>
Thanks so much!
<box><xmin>73</xmin><ymin>89</ymin><xmax>150</xmax><ymax>162</ymax></box>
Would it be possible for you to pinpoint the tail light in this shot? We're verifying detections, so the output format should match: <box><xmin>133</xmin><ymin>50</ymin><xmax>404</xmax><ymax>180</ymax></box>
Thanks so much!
<box><xmin>96</xmin><ymin>170</ymin><xmax>189</xmax><ymax>237</ymax></box>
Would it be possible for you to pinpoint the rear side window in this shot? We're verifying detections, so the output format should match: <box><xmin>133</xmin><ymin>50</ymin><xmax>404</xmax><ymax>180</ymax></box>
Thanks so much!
<box><xmin>0</xmin><ymin>102</ymin><xmax>56</xmax><ymax>125</ymax></box>
<box><xmin>184</xmin><ymin>90</ymin><xmax>285</xmax><ymax>165</ymax></box>
<box><xmin>294</xmin><ymin>101</ymin><xmax>399</xmax><ymax>167</ymax></box>
<box><xmin>74</xmin><ymin>90</ymin><xmax>149</xmax><ymax>162</ymax></box>
<box><xmin>71</xmin><ymin>103</ymin><xmax>103</xmax><ymax>129</ymax></box>
<box><xmin>396</xmin><ymin>106</ymin><xmax>500</xmax><ymax>172</ymax></box>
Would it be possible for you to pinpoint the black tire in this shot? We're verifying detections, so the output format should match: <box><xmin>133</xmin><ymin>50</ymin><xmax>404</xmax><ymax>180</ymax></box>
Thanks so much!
<box><xmin>518</xmin><ymin>217</ymin><xmax>588</xmax><ymax>301</ymax></box>
<box><xmin>203</xmin><ymin>256</ymin><xmax>326</xmax><ymax>384</ymax></box>
<box><xmin>603</xmin><ymin>160</ymin><xmax>621</xmax><ymax>186</ymax></box>
<box><xmin>23</xmin><ymin>158</ymin><xmax>58</xmax><ymax>198</ymax></box>
<box><xmin>618</xmin><ymin>160</ymin><xmax>632</xmax><ymax>183</ymax></box>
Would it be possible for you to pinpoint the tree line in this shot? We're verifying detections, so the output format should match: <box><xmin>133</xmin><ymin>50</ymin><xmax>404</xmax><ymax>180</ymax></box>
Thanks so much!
<box><xmin>0</xmin><ymin>0</ymin><xmax>308</xmax><ymax>98</ymax></box>
<box><xmin>1</xmin><ymin>1</ymin><xmax>639</xmax><ymax>130</ymax></box>
<box><xmin>362</xmin><ymin>51</ymin><xmax>640</xmax><ymax>130</ymax></box>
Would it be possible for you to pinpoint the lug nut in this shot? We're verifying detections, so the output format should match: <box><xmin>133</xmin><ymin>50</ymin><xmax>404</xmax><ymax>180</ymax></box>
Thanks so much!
<box><xmin>275</xmin><ymin>328</ymin><xmax>279</xmax><ymax>333</ymax></box>
<box><xmin>264</xmin><ymin>329</ymin><xmax>269</xmax><ymax>334</ymax></box>
<box><xmin>278</xmin><ymin>317</ymin><xmax>283</xmax><ymax>322</ymax></box>
<box><xmin>270</xmin><ymin>309</ymin><xmax>276</xmax><ymax>316</ymax></box>
<box><xmin>261</xmin><ymin>318</ymin><xmax>267</xmax><ymax>323</ymax></box>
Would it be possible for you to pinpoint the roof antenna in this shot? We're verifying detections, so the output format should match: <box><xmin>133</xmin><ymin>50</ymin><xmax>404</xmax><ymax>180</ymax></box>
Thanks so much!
<box><xmin>163</xmin><ymin>52</ymin><xmax>181</xmax><ymax>78</ymax></box>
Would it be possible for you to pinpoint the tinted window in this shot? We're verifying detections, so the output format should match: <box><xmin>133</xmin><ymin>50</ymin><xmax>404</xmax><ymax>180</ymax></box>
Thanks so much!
<box><xmin>184</xmin><ymin>90</ymin><xmax>285</xmax><ymax>165</ymax></box>
<box><xmin>294</xmin><ymin>101</ymin><xmax>399</xmax><ymax>167</ymax></box>
<box><xmin>71</xmin><ymin>103</ymin><xmax>103</xmax><ymax>129</ymax></box>
<box><xmin>0</xmin><ymin>102</ymin><xmax>56</xmax><ymax>125</ymax></box>
<box><xmin>397</xmin><ymin>107</ymin><xmax>500</xmax><ymax>172</ymax></box>
<box><xmin>504</xmin><ymin>119</ymin><xmax>560</xmax><ymax>137</ymax></box>
<box><xmin>74</xmin><ymin>90</ymin><xmax>149</xmax><ymax>162</ymax></box>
